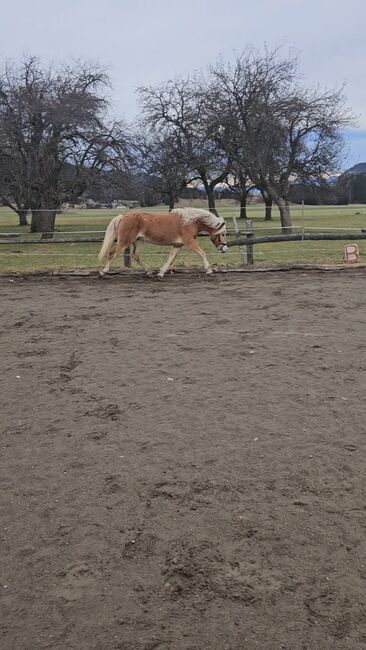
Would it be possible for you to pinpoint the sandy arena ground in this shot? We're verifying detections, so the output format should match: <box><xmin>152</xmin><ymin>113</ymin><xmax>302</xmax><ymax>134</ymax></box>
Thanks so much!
<box><xmin>1</xmin><ymin>269</ymin><xmax>366</xmax><ymax>649</ymax></box>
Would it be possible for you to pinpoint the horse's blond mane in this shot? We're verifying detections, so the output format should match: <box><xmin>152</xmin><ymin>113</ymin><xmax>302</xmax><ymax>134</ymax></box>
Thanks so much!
<box><xmin>172</xmin><ymin>207</ymin><xmax>224</xmax><ymax>229</ymax></box>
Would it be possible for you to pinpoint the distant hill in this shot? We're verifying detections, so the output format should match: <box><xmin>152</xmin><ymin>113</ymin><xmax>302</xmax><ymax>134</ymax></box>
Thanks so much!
<box><xmin>344</xmin><ymin>162</ymin><xmax>366</xmax><ymax>175</ymax></box>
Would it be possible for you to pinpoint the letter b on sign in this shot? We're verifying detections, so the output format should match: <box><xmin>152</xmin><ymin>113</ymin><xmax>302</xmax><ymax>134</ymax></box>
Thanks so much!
<box><xmin>343</xmin><ymin>243</ymin><xmax>360</xmax><ymax>263</ymax></box>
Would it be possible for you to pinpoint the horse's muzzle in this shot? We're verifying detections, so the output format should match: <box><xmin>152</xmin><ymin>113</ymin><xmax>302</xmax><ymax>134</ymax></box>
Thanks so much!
<box><xmin>217</xmin><ymin>244</ymin><xmax>228</xmax><ymax>253</ymax></box>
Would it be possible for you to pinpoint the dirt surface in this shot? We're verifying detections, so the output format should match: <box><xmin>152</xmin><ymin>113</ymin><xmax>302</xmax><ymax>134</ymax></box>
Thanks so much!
<box><xmin>1</xmin><ymin>270</ymin><xmax>366</xmax><ymax>650</ymax></box>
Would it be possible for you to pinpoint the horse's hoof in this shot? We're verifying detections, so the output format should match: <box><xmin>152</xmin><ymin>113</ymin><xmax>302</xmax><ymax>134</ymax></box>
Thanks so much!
<box><xmin>99</xmin><ymin>270</ymin><xmax>105</xmax><ymax>277</ymax></box>
<box><xmin>157</xmin><ymin>273</ymin><xmax>164</xmax><ymax>280</ymax></box>
<box><xmin>206</xmin><ymin>270</ymin><xmax>213</xmax><ymax>275</ymax></box>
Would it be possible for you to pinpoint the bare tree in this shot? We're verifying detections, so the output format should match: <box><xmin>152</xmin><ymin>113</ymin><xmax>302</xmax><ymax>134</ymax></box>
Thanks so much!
<box><xmin>0</xmin><ymin>154</ymin><xmax>30</xmax><ymax>226</ymax></box>
<box><xmin>259</xmin><ymin>189</ymin><xmax>273</xmax><ymax>221</ymax></box>
<box><xmin>209</xmin><ymin>49</ymin><xmax>354</xmax><ymax>232</ymax></box>
<box><xmin>133</xmin><ymin>128</ymin><xmax>190</xmax><ymax>210</ymax></box>
<box><xmin>0</xmin><ymin>57</ymin><xmax>129</xmax><ymax>236</ymax></box>
<box><xmin>0</xmin><ymin>72</ymin><xmax>31</xmax><ymax>225</ymax></box>
<box><xmin>137</xmin><ymin>78</ymin><xmax>231</xmax><ymax>215</ymax></box>
<box><xmin>80</xmin><ymin>167</ymin><xmax>141</xmax><ymax>204</ymax></box>
<box><xmin>224</xmin><ymin>168</ymin><xmax>254</xmax><ymax>219</ymax></box>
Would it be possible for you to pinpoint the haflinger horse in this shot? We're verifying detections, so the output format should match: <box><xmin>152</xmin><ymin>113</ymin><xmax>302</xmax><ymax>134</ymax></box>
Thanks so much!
<box><xmin>98</xmin><ymin>207</ymin><xmax>227</xmax><ymax>278</ymax></box>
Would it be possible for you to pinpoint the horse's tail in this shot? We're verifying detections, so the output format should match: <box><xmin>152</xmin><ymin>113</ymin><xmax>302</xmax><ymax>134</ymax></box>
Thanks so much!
<box><xmin>98</xmin><ymin>215</ymin><xmax>124</xmax><ymax>264</ymax></box>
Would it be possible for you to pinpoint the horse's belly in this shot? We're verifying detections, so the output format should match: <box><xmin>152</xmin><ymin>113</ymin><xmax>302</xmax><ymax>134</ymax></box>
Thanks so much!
<box><xmin>139</xmin><ymin>234</ymin><xmax>183</xmax><ymax>246</ymax></box>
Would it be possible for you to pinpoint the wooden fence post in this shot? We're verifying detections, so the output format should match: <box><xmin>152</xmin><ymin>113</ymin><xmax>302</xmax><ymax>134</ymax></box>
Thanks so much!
<box><xmin>232</xmin><ymin>216</ymin><xmax>246</xmax><ymax>266</ymax></box>
<box><xmin>246</xmin><ymin>219</ymin><xmax>254</xmax><ymax>265</ymax></box>
<box><xmin>123</xmin><ymin>246</ymin><xmax>131</xmax><ymax>268</ymax></box>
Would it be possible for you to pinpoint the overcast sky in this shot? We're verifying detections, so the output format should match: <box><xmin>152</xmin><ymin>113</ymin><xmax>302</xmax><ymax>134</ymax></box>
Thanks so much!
<box><xmin>1</xmin><ymin>0</ymin><xmax>365</xmax><ymax>167</ymax></box>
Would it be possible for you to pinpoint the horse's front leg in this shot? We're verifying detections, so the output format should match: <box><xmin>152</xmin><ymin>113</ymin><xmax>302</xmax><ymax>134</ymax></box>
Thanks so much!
<box><xmin>185</xmin><ymin>239</ymin><xmax>212</xmax><ymax>274</ymax></box>
<box><xmin>157</xmin><ymin>247</ymin><xmax>181</xmax><ymax>278</ymax></box>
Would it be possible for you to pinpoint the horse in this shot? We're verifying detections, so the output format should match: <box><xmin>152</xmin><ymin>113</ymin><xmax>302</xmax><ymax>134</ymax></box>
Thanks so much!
<box><xmin>98</xmin><ymin>207</ymin><xmax>227</xmax><ymax>278</ymax></box>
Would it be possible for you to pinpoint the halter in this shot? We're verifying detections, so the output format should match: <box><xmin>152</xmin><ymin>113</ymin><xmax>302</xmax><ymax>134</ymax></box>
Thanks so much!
<box><xmin>212</xmin><ymin>221</ymin><xmax>226</xmax><ymax>235</ymax></box>
<box><xmin>211</xmin><ymin>221</ymin><xmax>227</xmax><ymax>252</ymax></box>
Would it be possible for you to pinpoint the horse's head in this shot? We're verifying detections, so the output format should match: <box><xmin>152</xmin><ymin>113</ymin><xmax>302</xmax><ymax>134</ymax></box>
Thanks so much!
<box><xmin>210</xmin><ymin>220</ymin><xmax>228</xmax><ymax>253</ymax></box>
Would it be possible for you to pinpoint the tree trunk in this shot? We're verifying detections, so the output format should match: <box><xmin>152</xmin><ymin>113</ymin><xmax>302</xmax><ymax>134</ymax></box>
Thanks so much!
<box><xmin>277</xmin><ymin>200</ymin><xmax>292</xmax><ymax>233</ymax></box>
<box><xmin>207</xmin><ymin>186</ymin><xmax>219</xmax><ymax>215</ymax></box>
<box><xmin>264</xmin><ymin>197</ymin><xmax>273</xmax><ymax>221</ymax></box>
<box><xmin>0</xmin><ymin>198</ymin><xmax>29</xmax><ymax>226</ymax></box>
<box><xmin>18</xmin><ymin>210</ymin><xmax>29</xmax><ymax>226</ymax></box>
<box><xmin>202</xmin><ymin>180</ymin><xmax>219</xmax><ymax>216</ymax></box>
<box><xmin>168</xmin><ymin>192</ymin><xmax>175</xmax><ymax>211</ymax></box>
<box><xmin>31</xmin><ymin>210</ymin><xmax>57</xmax><ymax>239</ymax></box>
<box><xmin>239</xmin><ymin>192</ymin><xmax>247</xmax><ymax>219</ymax></box>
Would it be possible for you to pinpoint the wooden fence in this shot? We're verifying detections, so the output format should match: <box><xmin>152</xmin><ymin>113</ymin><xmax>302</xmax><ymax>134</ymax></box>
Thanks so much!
<box><xmin>1</xmin><ymin>223</ymin><xmax>366</xmax><ymax>268</ymax></box>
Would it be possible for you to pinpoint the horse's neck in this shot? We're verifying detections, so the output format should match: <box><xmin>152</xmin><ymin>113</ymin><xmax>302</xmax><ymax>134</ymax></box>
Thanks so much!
<box><xmin>196</xmin><ymin>218</ymin><xmax>212</xmax><ymax>233</ymax></box>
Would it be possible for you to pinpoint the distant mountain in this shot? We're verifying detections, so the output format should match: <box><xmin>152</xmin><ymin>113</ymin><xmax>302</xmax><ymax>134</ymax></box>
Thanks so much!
<box><xmin>344</xmin><ymin>162</ymin><xmax>366</xmax><ymax>175</ymax></box>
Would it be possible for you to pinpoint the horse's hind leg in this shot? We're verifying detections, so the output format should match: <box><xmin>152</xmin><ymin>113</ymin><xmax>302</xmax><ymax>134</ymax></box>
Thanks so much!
<box><xmin>102</xmin><ymin>240</ymin><xmax>130</xmax><ymax>274</ymax></box>
<box><xmin>131</xmin><ymin>240</ymin><xmax>151</xmax><ymax>275</ymax></box>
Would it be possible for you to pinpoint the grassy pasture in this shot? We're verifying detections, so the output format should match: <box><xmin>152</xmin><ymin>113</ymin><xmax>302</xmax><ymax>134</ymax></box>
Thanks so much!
<box><xmin>0</xmin><ymin>202</ymin><xmax>366</xmax><ymax>272</ymax></box>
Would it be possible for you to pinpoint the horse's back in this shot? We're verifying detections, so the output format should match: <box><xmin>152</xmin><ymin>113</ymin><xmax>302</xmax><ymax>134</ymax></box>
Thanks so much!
<box><xmin>128</xmin><ymin>211</ymin><xmax>181</xmax><ymax>229</ymax></box>
<box><xmin>120</xmin><ymin>210</ymin><xmax>188</xmax><ymax>245</ymax></box>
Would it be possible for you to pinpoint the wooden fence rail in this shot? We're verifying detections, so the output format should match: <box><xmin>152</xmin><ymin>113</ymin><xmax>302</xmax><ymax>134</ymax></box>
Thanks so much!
<box><xmin>227</xmin><ymin>232</ymin><xmax>366</xmax><ymax>247</ymax></box>
<box><xmin>2</xmin><ymin>232</ymin><xmax>366</xmax><ymax>247</ymax></box>
<box><xmin>0</xmin><ymin>237</ymin><xmax>104</xmax><ymax>244</ymax></box>
<box><xmin>0</xmin><ymin>229</ymin><xmax>365</xmax><ymax>267</ymax></box>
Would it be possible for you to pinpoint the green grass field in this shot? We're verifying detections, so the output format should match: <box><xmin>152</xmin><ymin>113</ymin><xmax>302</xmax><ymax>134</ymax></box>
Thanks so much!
<box><xmin>1</xmin><ymin>202</ymin><xmax>366</xmax><ymax>272</ymax></box>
